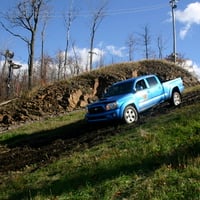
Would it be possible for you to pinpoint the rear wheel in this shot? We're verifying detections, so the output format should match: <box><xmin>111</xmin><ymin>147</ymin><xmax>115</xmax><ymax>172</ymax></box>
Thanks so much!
<box><xmin>123</xmin><ymin>105</ymin><xmax>138</xmax><ymax>124</ymax></box>
<box><xmin>171</xmin><ymin>91</ymin><xmax>181</xmax><ymax>106</ymax></box>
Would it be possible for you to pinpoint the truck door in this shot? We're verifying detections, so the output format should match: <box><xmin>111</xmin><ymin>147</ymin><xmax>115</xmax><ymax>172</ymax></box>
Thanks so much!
<box><xmin>135</xmin><ymin>79</ymin><xmax>149</xmax><ymax>111</ymax></box>
<box><xmin>146</xmin><ymin>76</ymin><xmax>164</xmax><ymax>105</ymax></box>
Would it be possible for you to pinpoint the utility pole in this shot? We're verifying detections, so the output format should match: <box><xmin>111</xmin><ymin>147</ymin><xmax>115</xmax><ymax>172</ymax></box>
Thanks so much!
<box><xmin>169</xmin><ymin>0</ymin><xmax>179</xmax><ymax>63</ymax></box>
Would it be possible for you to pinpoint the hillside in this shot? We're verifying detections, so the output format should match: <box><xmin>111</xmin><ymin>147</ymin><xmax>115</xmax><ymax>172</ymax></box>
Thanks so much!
<box><xmin>0</xmin><ymin>87</ymin><xmax>200</xmax><ymax>199</ymax></box>
<box><xmin>0</xmin><ymin>59</ymin><xmax>199</xmax><ymax>130</ymax></box>
<box><xmin>0</xmin><ymin>59</ymin><xmax>200</xmax><ymax>199</ymax></box>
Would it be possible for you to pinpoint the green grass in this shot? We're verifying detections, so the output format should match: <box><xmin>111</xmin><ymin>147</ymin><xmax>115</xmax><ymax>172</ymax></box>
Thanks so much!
<box><xmin>0</xmin><ymin>102</ymin><xmax>200</xmax><ymax>199</ymax></box>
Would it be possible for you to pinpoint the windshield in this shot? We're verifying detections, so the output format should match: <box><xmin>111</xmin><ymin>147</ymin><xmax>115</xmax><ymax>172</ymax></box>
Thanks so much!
<box><xmin>104</xmin><ymin>80</ymin><xmax>134</xmax><ymax>97</ymax></box>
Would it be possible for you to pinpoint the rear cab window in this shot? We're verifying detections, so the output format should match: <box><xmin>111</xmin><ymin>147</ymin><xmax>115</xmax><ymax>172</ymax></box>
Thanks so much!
<box><xmin>146</xmin><ymin>76</ymin><xmax>159</xmax><ymax>87</ymax></box>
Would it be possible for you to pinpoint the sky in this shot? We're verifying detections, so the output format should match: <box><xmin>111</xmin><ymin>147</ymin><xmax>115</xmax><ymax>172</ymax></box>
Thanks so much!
<box><xmin>0</xmin><ymin>0</ymin><xmax>200</xmax><ymax>77</ymax></box>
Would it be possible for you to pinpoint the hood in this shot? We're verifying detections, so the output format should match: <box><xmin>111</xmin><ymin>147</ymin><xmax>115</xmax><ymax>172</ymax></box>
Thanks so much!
<box><xmin>88</xmin><ymin>93</ymin><xmax>133</xmax><ymax>107</ymax></box>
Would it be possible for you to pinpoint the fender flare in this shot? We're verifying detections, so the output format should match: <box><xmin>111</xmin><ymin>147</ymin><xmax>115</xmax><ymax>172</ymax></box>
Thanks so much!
<box><xmin>170</xmin><ymin>87</ymin><xmax>181</xmax><ymax>98</ymax></box>
<box><xmin>119</xmin><ymin>102</ymin><xmax>138</xmax><ymax>119</ymax></box>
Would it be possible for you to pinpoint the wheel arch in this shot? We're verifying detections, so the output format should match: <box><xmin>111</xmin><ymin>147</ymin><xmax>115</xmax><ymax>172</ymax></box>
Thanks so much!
<box><xmin>120</xmin><ymin>102</ymin><xmax>138</xmax><ymax>119</ymax></box>
<box><xmin>171</xmin><ymin>86</ymin><xmax>181</xmax><ymax>97</ymax></box>
<box><xmin>170</xmin><ymin>87</ymin><xmax>182</xmax><ymax>106</ymax></box>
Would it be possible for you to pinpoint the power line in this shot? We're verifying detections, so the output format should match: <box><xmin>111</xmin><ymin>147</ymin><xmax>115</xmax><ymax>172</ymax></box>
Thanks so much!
<box><xmin>46</xmin><ymin>3</ymin><xmax>168</xmax><ymax>18</ymax></box>
<box><xmin>106</xmin><ymin>4</ymin><xmax>168</xmax><ymax>16</ymax></box>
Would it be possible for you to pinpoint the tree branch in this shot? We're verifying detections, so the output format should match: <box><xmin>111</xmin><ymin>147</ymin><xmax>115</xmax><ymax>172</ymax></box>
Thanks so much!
<box><xmin>0</xmin><ymin>21</ymin><xmax>29</xmax><ymax>45</ymax></box>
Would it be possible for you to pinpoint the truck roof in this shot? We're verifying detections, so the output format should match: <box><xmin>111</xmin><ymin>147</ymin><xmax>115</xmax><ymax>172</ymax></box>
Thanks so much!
<box><xmin>112</xmin><ymin>74</ymin><xmax>156</xmax><ymax>86</ymax></box>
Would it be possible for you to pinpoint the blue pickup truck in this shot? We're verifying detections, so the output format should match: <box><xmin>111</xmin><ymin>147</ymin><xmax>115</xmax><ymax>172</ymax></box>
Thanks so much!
<box><xmin>85</xmin><ymin>74</ymin><xmax>184</xmax><ymax>124</ymax></box>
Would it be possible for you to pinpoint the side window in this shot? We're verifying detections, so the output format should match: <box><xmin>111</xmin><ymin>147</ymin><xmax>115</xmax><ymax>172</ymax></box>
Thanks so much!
<box><xmin>135</xmin><ymin>80</ymin><xmax>147</xmax><ymax>91</ymax></box>
<box><xmin>146</xmin><ymin>77</ymin><xmax>158</xmax><ymax>87</ymax></box>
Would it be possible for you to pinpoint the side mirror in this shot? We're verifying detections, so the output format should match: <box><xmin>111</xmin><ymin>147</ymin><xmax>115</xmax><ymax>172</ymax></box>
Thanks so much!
<box><xmin>135</xmin><ymin>85</ymin><xmax>143</xmax><ymax>92</ymax></box>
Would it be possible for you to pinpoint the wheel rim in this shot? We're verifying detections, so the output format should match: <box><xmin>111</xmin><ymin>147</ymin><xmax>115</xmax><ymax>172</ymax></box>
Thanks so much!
<box><xmin>125</xmin><ymin>108</ymin><xmax>137</xmax><ymax>123</ymax></box>
<box><xmin>173</xmin><ymin>92</ymin><xmax>181</xmax><ymax>106</ymax></box>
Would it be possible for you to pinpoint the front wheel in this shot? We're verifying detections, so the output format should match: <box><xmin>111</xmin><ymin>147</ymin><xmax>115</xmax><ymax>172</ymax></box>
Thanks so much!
<box><xmin>123</xmin><ymin>105</ymin><xmax>138</xmax><ymax>124</ymax></box>
<box><xmin>171</xmin><ymin>91</ymin><xmax>181</xmax><ymax>106</ymax></box>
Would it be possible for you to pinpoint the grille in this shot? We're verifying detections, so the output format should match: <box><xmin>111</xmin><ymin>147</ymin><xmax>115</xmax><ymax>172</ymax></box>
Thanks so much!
<box><xmin>89</xmin><ymin>106</ymin><xmax>105</xmax><ymax>114</ymax></box>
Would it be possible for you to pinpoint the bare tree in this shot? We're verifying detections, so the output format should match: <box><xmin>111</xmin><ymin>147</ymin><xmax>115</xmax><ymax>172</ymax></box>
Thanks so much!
<box><xmin>42</xmin><ymin>55</ymin><xmax>53</xmax><ymax>83</ymax></box>
<box><xmin>140</xmin><ymin>24</ymin><xmax>151</xmax><ymax>60</ymax></box>
<box><xmin>89</xmin><ymin>2</ymin><xmax>107</xmax><ymax>71</ymax></box>
<box><xmin>0</xmin><ymin>0</ymin><xmax>49</xmax><ymax>89</ymax></box>
<box><xmin>125</xmin><ymin>33</ymin><xmax>137</xmax><ymax>61</ymax></box>
<box><xmin>55</xmin><ymin>50</ymin><xmax>64</xmax><ymax>81</ymax></box>
<box><xmin>157</xmin><ymin>34</ymin><xmax>168</xmax><ymax>59</ymax></box>
<box><xmin>71</xmin><ymin>41</ymin><xmax>80</xmax><ymax>75</ymax></box>
<box><xmin>63</xmin><ymin>0</ymin><xmax>77</xmax><ymax>78</ymax></box>
<box><xmin>40</xmin><ymin>10</ymin><xmax>50</xmax><ymax>86</ymax></box>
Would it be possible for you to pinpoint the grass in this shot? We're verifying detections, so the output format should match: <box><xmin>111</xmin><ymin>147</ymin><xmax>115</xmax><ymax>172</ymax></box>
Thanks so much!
<box><xmin>0</xmin><ymin>110</ymin><xmax>85</xmax><ymax>143</ymax></box>
<box><xmin>0</xmin><ymin>102</ymin><xmax>200</xmax><ymax>199</ymax></box>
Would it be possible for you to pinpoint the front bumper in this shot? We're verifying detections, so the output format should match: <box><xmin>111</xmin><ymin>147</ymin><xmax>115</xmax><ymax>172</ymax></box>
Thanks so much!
<box><xmin>85</xmin><ymin>109</ymin><xmax>121</xmax><ymax>123</ymax></box>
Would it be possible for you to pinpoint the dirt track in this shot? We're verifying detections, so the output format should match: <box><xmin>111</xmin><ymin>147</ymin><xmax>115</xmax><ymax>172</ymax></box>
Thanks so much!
<box><xmin>0</xmin><ymin>90</ymin><xmax>200</xmax><ymax>175</ymax></box>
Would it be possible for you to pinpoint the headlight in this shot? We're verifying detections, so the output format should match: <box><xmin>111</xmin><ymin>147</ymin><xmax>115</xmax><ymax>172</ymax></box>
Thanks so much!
<box><xmin>106</xmin><ymin>102</ymin><xmax>117</xmax><ymax>110</ymax></box>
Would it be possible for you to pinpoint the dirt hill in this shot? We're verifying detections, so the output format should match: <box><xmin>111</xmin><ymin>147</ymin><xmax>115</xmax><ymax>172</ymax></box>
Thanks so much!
<box><xmin>0</xmin><ymin>60</ymin><xmax>199</xmax><ymax>130</ymax></box>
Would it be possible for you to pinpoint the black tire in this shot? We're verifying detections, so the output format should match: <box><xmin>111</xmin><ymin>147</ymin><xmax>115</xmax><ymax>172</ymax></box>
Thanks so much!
<box><xmin>171</xmin><ymin>91</ymin><xmax>181</xmax><ymax>106</ymax></box>
<box><xmin>123</xmin><ymin>105</ymin><xmax>138</xmax><ymax>124</ymax></box>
